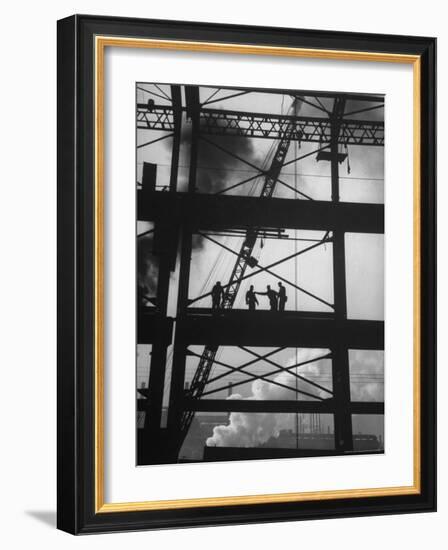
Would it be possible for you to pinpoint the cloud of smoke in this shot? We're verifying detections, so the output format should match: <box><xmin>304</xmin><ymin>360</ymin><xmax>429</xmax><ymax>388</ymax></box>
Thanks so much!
<box><xmin>177</xmin><ymin>118</ymin><xmax>260</xmax><ymax>253</ymax></box>
<box><xmin>139</xmin><ymin>117</ymin><xmax>258</xmax><ymax>295</ymax></box>
<box><xmin>206</xmin><ymin>348</ymin><xmax>384</xmax><ymax>447</ymax></box>
<box><xmin>206</xmin><ymin>348</ymin><xmax>331</xmax><ymax>448</ymax></box>
<box><xmin>178</xmin><ymin>116</ymin><xmax>258</xmax><ymax>194</ymax></box>
<box><xmin>137</xmin><ymin>234</ymin><xmax>158</xmax><ymax>295</ymax></box>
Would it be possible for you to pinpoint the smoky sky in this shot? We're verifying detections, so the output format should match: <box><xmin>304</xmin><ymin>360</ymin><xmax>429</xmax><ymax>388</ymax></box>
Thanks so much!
<box><xmin>172</xmin><ymin>117</ymin><xmax>259</xmax><ymax>193</ymax></box>
<box><xmin>205</xmin><ymin>348</ymin><xmax>383</xmax><ymax>448</ymax></box>
<box><xmin>139</xmin><ymin>113</ymin><xmax>262</xmax><ymax>291</ymax></box>
<box><xmin>137</xmin><ymin>234</ymin><xmax>158</xmax><ymax>295</ymax></box>
<box><xmin>170</xmin><ymin>116</ymin><xmax>261</xmax><ymax>253</ymax></box>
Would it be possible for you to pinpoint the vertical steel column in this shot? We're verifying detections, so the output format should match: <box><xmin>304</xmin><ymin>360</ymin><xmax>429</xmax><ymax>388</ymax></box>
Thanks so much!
<box><xmin>166</xmin><ymin>226</ymin><xmax>193</xmax><ymax>459</ymax></box>
<box><xmin>144</xmin><ymin>251</ymin><xmax>172</xmax><ymax>436</ymax></box>
<box><xmin>166</xmin><ymin>225</ymin><xmax>192</xmax><ymax>439</ymax></box>
<box><xmin>166</xmin><ymin>86</ymin><xmax>200</xmax><ymax>456</ymax></box>
<box><xmin>139</xmin><ymin>163</ymin><xmax>174</xmax><ymax>443</ymax></box>
<box><xmin>185</xmin><ymin>86</ymin><xmax>200</xmax><ymax>193</ymax></box>
<box><xmin>330</xmin><ymin>98</ymin><xmax>353</xmax><ymax>452</ymax></box>
<box><xmin>169</xmin><ymin>85</ymin><xmax>182</xmax><ymax>193</ymax></box>
<box><xmin>141</xmin><ymin>90</ymin><xmax>182</xmax><ymax>458</ymax></box>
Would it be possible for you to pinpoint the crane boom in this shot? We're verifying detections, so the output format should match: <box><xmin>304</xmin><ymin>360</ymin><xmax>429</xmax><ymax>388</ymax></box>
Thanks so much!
<box><xmin>178</xmin><ymin>98</ymin><xmax>301</xmax><ymax>441</ymax></box>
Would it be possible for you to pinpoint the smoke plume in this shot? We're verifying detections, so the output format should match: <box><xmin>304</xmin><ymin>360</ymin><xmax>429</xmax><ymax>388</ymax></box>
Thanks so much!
<box><xmin>139</xmin><ymin>114</ymin><xmax>259</xmax><ymax>295</ymax></box>
<box><xmin>206</xmin><ymin>348</ymin><xmax>384</xmax><ymax>448</ymax></box>
<box><xmin>206</xmin><ymin>348</ymin><xmax>331</xmax><ymax>448</ymax></box>
<box><xmin>138</xmin><ymin>234</ymin><xmax>158</xmax><ymax>295</ymax></box>
<box><xmin>180</xmin><ymin>117</ymin><xmax>258</xmax><ymax>195</ymax></box>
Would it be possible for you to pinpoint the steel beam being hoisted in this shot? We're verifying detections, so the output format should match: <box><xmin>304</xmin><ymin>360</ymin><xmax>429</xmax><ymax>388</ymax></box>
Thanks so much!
<box><xmin>174</xmin><ymin>98</ymin><xmax>303</xmax><ymax>447</ymax></box>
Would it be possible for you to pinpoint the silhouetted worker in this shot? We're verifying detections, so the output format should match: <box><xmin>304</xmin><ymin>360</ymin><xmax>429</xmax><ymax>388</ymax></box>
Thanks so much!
<box><xmin>258</xmin><ymin>285</ymin><xmax>278</xmax><ymax>311</ymax></box>
<box><xmin>211</xmin><ymin>281</ymin><xmax>224</xmax><ymax>311</ymax></box>
<box><xmin>245</xmin><ymin>285</ymin><xmax>259</xmax><ymax>311</ymax></box>
<box><xmin>278</xmin><ymin>282</ymin><xmax>287</xmax><ymax>312</ymax></box>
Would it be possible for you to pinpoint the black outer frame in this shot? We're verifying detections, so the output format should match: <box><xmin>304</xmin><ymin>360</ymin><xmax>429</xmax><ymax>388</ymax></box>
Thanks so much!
<box><xmin>57</xmin><ymin>14</ymin><xmax>436</xmax><ymax>535</ymax></box>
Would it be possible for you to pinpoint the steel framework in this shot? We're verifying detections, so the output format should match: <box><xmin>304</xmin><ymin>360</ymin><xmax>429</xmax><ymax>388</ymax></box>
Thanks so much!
<box><xmin>137</xmin><ymin>103</ymin><xmax>384</xmax><ymax>146</ymax></box>
<box><xmin>136</xmin><ymin>84</ymin><xmax>385</xmax><ymax>464</ymax></box>
<box><xmin>180</xmin><ymin>98</ymin><xmax>301</xmax><ymax>437</ymax></box>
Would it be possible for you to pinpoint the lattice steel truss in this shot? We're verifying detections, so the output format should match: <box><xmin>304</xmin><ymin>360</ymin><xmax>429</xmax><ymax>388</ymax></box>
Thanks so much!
<box><xmin>137</xmin><ymin>104</ymin><xmax>384</xmax><ymax>145</ymax></box>
<box><xmin>136</xmin><ymin>84</ymin><xmax>385</xmax><ymax>464</ymax></box>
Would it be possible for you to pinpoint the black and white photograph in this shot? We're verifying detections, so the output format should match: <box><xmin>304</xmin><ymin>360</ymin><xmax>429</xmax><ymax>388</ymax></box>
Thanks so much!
<box><xmin>0</xmin><ymin>0</ymin><xmax>440</xmax><ymax>541</ymax></box>
<box><xmin>136</xmin><ymin>83</ymin><xmax>385</xmax><ymax>465</ymax></box>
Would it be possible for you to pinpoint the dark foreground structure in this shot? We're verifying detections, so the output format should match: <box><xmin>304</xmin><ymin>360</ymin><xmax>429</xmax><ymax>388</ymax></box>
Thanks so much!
<box><xmin>136</xmin><ymin>84</ymin><xmax>384</xmax><ymax>465</ymax></box>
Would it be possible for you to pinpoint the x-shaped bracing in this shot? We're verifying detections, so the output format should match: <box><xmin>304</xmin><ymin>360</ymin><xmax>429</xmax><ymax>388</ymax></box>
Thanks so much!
<box><xmin>188</xmin><ymin>231</ymin><xmax>334</xmax><ymax>309</ymax></box>
<box><xmin>187</xmin><ymin>347</ymin><xmax>333</xmax><ymax>399</ymax></box>
<box><xmin>201</xmin><ymin>135</ymin><xmax>328</xmax><ymax>199</ymax></box>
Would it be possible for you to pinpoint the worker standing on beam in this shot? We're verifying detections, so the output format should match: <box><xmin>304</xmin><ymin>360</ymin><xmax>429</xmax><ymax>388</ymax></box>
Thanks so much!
<box><xmin>211</xmin><ymin>281</ymin><xmax>224</xmax><ymax>311</ymax></box>
<box><xmin>245</xmin><ymin>285</ymin><xmax>259</xmax><ymax>311</ymax></box>
<box><xmin>257</xmin><ymin>285</ymin><xmax>278</xmax><ymax>311</ymax></box>
<box><xmin>278</xmin><ymin>282</ymin><xmax>288</xmax><ymax>312</ymax></box>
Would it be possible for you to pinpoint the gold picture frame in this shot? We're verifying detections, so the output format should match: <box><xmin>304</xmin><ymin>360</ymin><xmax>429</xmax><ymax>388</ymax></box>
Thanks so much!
<box><xmin>58</xmin><ymin>15</ymin><xmax>436</xmax><ymax>534</ymax></box>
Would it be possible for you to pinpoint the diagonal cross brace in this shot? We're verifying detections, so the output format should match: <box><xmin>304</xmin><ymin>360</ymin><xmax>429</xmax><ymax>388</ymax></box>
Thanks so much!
<box><xmin>240</xmin><ymin>346</ymin><xmax>333</xmax><ymax>396</ymax></box>
<box><xmin>189</xmin><ymin>231</ymin><xmax>333</xmax><ymax>309</ymax></box>
<box><xmin>187</xmin><ymin>349</ymin><xmax>328</xmax><ymax>400</ymax></box>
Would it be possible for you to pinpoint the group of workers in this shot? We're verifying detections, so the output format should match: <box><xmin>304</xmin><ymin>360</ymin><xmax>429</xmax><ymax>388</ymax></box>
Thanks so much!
<box><xmin>211</xmin><ymin>281</ymin><xmax>288</xmax><ymax>312</ymax></box>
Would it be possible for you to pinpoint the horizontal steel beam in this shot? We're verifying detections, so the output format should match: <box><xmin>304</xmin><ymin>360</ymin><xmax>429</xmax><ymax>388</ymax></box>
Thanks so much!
<box><xmin>138</xmin><ymin>191</ymin><xmax>384</xmax><ymax>234</ymax></box>
<box><xmin>137</xmin><ymin>314</ymin><xmax>174</xmax><ymax>345</ymax></box>
<box><xmin>203</xmin><ymin>447</ymin><xmax>382</xmax><ymax>461</ymax></box>
<box><xmin>184</xmin><ymin>398</ymin><xmax>384</xmax><ymax>414</ymax></box>
<box><xmin>144</xmin><ymin>311</ymin><xmax>384</xmax><ymax>349</ymax></box>
<box><xmin>137</xmin><ymin>104</ymin><xmax>384</xmax><ymax>145</ymax></box>
<box><xmin>200</xmin><ymin>87</ymin><xmax>384</xmax><ymax>103</ymax></box>
<box><xmin>188</xmin><ymin>308</ymin><xmax>333</xmax><ymax>319</ymax></box>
